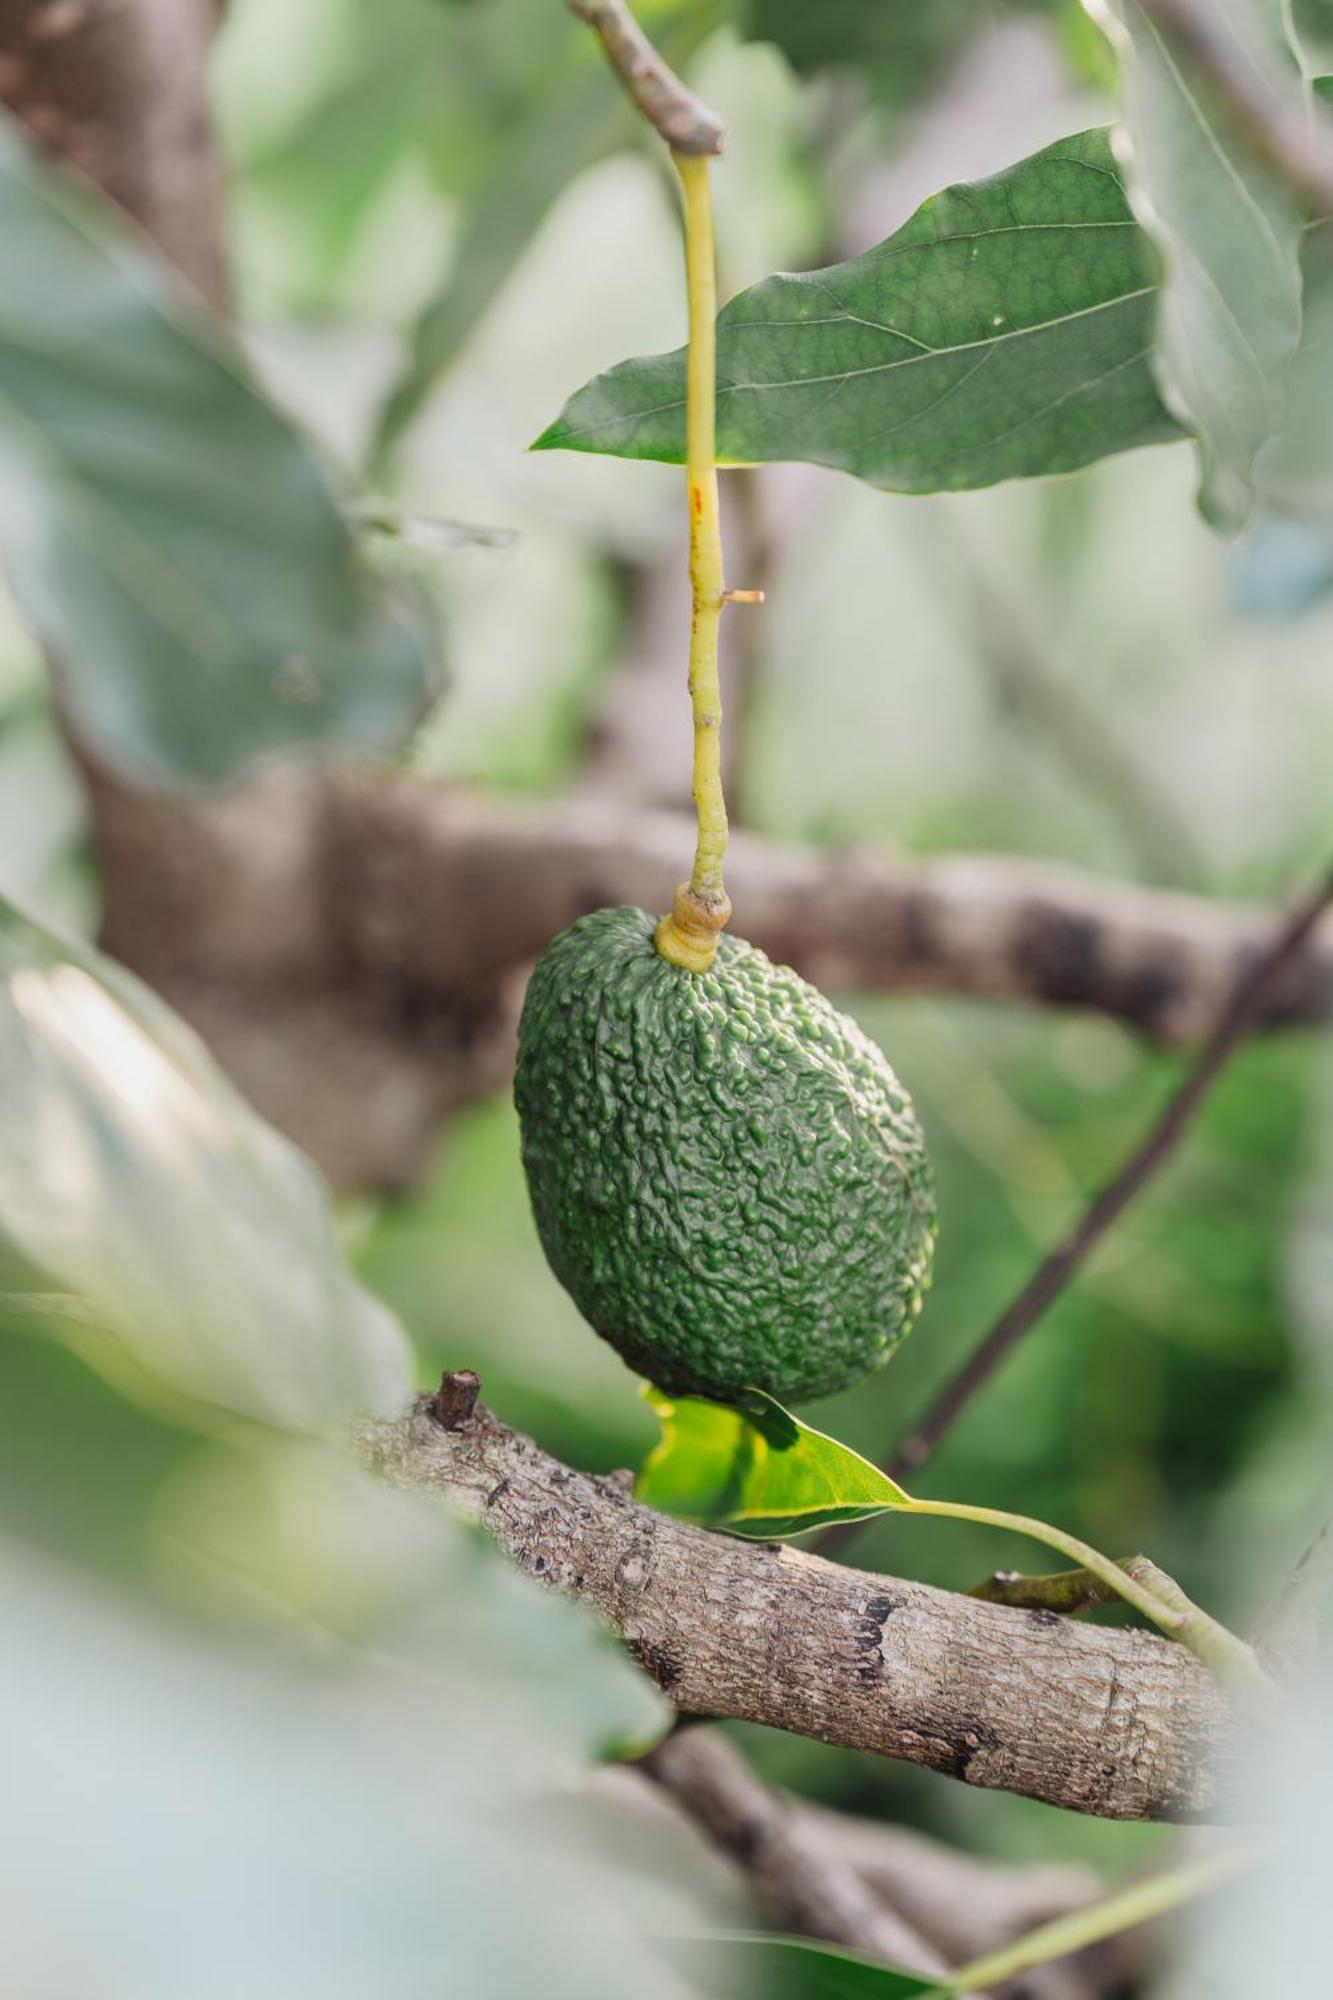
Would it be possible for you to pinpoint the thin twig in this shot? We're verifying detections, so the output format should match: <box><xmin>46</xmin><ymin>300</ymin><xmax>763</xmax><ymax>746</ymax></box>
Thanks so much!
<box><xmin>882</xmin><ymin>866</ymin><xmax>1333</xmax><ymax>1484</ymax></box>
<box><xmin>1126</xmin><ymin>0</ymin><xmax>1333</xmax><ymax>215</ymax></box>
<box><xmin>568</xmin><ymin>0</ymin><xmax>724</xmax><ymax>155</ymax></box>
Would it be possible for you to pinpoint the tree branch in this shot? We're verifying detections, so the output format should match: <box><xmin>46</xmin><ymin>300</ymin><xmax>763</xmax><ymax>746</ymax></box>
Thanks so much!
<box><xmin>355</xmin><ymin>1390</ymin><xmax>1254</xmax><ymax>1825</ymax></box>
<box><xmin>639</xmin><ymin>1729</ymin><xmax>952</xmax><ymax>1978</ymax></box>
<box><xmin>614</xmin><ymin>1735</ymin><xmax>1126</xmax><ymax>1996</ymax></box>
<box><xmin>322</xmin><ymin>780</ymin><xmax>1333</xmax><ymax>1044</ymax></box>
<box><xmin>79</xmin><ymin>766</ymin><xmax>1333</xmax><ymax>1186</ymax></box>
<box><xmin>569</xmin><ymin>0</ymin><xmax>724</xmax><ymax>155</ymax></box>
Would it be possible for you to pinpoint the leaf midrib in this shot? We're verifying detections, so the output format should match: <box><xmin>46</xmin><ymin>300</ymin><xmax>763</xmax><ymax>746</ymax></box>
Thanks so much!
<box><xmin>555</xmin><ymin>289</ymin><xmax>1158</xmax><ymax>445</ymax></box>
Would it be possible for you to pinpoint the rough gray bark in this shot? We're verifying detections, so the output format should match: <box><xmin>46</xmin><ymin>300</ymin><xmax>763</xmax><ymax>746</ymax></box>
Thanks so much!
<box><xmin>357</xmin><ymin>1396</ymin><xmax>1253</xmax><ymax>1825</ymax></box>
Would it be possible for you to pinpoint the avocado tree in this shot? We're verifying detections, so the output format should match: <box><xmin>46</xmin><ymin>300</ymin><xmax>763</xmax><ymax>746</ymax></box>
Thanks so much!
<box><xmin>1</xmin><ymin>0</ymin><xmax>1333</xmax><ymax>1994</ymax></box>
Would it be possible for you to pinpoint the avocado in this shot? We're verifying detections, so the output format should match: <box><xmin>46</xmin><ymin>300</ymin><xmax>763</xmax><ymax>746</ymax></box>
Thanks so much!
<box><xmin>514</xmin><ymin>906</ymin><xmax>936</xmax><ymax>1404</ymax></box>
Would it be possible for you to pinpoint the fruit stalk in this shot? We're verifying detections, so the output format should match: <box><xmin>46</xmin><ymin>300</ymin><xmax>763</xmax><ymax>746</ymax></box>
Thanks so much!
<box><xmin>655</xmin><ymin>150</ymin><xmax>733</xmax><ymax>973</ymax></box>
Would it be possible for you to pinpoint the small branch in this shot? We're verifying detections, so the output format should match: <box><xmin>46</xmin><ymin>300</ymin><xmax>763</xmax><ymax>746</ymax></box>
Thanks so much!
<box><xmin>885</xmin><ymin>866</ymin><xmax>1333</xmax><ymax>1482</ymax></box>
<box><xmin>428</xmin><ymin>1367</ymin><xmax>481</xmax><ymax>1431</ymax></box>
<box><xmin>1130</xmin><ymin>0</ymin><xmax>1333</xmax><ymax>216</ymax></box>
<box><xmin>640</xmin><ymin>1729</ymin><xmax>951</xmax><ymax>1977</ymax></box>
<box><xmin>568</xmin><ymin>0</ymin><xmax>724</xmax><ymax>155</ymax></box>
<box><xmin>624</xmin><ymin>1733</ymin><xmax>1122</xmax><ymax>1994</ymax></box>
<box><xmin>971</xmin><ymin>1555</ymin><xmax>1160</xmax><ymax>1616</ymax></box>
<box><xmin>355</xmin><ymin>1394</ymin><xmax>1251</xmax><ymax>1823</ymax></box>
<box><xmin>797</xmin><ymin>1803</ymin><xmax>1112</xmax><ymax>1979</ymax></box>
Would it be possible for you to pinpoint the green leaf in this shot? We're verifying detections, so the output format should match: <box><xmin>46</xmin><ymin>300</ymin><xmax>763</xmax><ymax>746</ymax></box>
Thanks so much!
<box><xmin>1097</xmin><ymin>0</ymin><xmax>1308</xmax><ymax>531</ymax></box>
<box><xmin>636</xmin><ymin>1387</ymin><xmax>907</xmax><ymax>1537</ymax></box>
<box><xmin>0</xmin><ymin>894</ymin><xmax>412</xmax><ymax>1432</ymax></box>
<box><xmin>669</xmin><ymin>1933</ymin><xmax>944</xmax><ymax>1998</ymax></box>
<box><xmin>535</xmin><ymin>124</ymin><xmax>1183</xmax><ymax>493</ymax></box>
<box><xmin>0</xmin><ymin>113</ymin><xmax>435</xmax><ymax>784</ymax></box>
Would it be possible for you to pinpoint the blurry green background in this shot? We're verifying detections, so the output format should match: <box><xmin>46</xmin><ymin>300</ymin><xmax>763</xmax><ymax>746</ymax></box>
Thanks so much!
<box><xmin>5</xmin><ymin>0</ymin><xmax>1333</xmax><ymax>1891</ymax></box>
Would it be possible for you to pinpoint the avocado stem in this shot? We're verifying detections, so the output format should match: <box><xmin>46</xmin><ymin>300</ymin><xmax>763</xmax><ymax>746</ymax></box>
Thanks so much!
<box><xmin>655</xmin><ymin>149</ymin><xmax>732</xmax><ymax>974</ymax></box>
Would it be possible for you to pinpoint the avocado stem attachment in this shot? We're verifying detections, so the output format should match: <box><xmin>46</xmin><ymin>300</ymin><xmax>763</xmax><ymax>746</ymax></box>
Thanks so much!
<box><xmin>654</xmin><ymin>148</ymin><xmax>733</xmax><ymax>975</ymax></box>
<box><xmin>654</xmin><ymin>882</ymin><xmax>732</xmax><ymax>974</ymax></box>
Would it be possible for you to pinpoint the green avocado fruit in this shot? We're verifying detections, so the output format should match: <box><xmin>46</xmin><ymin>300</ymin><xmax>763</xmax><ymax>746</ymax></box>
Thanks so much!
<box><xmin>514</xmin><ymin>906</ymin><xmax>936</xmax><ymax>1404</ymax></box>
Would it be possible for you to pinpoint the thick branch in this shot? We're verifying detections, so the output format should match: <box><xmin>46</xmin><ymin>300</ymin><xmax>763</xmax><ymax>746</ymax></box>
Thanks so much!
<box><xmin>356</xmin><ymin>1394</ymin><xmax>1252</xmax><ymax>1824</ymax></box>
<box><xmin>328</xmin><ymin>778</ymin><xmax>1333</xmax><ymax>1043</ymax></box>
<box><xmin>83</xmin><ymin>766</ymin><xmax>1333</xmax><ymax>1186</ymax></box>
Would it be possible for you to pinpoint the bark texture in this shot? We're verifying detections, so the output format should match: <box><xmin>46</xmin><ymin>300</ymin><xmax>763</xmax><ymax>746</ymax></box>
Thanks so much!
<box><xmin>357</xmin><ymin>1396</ymin><xmax>1253</xmax><ymax>1825</ymax></box>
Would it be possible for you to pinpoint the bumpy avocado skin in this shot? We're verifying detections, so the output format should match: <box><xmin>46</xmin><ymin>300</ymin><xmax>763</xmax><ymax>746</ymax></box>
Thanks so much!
<box><xmin>515</xmin><ymin>907</ymin><xmax>936</xmax><ymax>1404</ymax></box>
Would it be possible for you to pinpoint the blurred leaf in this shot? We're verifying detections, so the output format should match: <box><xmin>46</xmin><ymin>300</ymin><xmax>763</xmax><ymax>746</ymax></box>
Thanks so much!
<box><xmin>0</xmin><ymin>895</ymin><xmax>412</xmax><ymax>1432</ymax></box>
<box><xmin>1095</xmin><ymin>0</ymin><xmax>1308</xmax><ymax>532</ymax></box>
<box><xmin>1254</xmin><ymin>221</ymin><xmax>1333</xmax><ymax>522</ymax></box>
<box><xmin>0</xmin><ymin>1459</ymin><xmax>682</xmax><ymax>2000</ymax></box>
<box><xmin>1256</xmin><ymin>85</ymin><xmax>1333</xmax><ymax>522</ymax></box>
<box><xmin>637</xmin><ymin>1387</ymin><xmax>907</xmax><ymax>1536</ymax></box>
<box><xmin>374</xmin><ymin>1</ymin><xmax>726</xmax><ymax>459</ymax></box>
<box><xmin>160</xmin><ymin>1438</ymin><xmax>667</xmax><ymax>1766</ymax></box>
<box><xmin>0</xmin><ymin>113</ymin><xmax>434</xmax><ymax>784</ymax></box>
<box><xmin>535</xmin><ymin>127</ymin><xmax>1182</xmax><ymax>493</ymax></box>
<box><xmin>672</xmin><ymin>1933</ymin><xmax>942</xmax><ymax>1998</ymax></box>
<box><xmin>350</xmin><ymin>501</ymin><xmax>519</xmax><ymax>554</ymax></box>
<box><xmin>740</xmin><ymin>0</ymin><xmax>1070</xmax><ymax>111</ymax></box>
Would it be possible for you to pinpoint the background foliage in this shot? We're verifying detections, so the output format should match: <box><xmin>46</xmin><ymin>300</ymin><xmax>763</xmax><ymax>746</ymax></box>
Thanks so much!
<box><xmin>4</xmin><ymin>0</ymin><xmax>1333</xmax><ymax>1990</ymax></box>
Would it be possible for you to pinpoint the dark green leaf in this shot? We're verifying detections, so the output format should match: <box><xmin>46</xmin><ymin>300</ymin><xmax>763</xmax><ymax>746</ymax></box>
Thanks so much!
<box><xmin>636</xmin><ymin>1387</ymin><xmax>907</xmax><ymax>1537</ymax></box>
<box><xmin>1098</xmin><ymin>0</ymin><xmax>1307</xmax><ymax>531</ymax></box>
<box><xmin>0</xmin><ymin>114</ymin><xmax>434</xmax><ymax>784</ymax></box>
<box><xmin>669</xmin><ymin>1933</ymin><xmax>944</xmax><ymax>1999</ymax></box>
<box><xmin>535</xmin><ymin>125</ymin><xmax>1182</xmax><ymax>493</ymax></box>
<box><xmin>0</xmin><ymin>894</ymin><xmax>412</xmax><ymax>1432</ymax></box>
